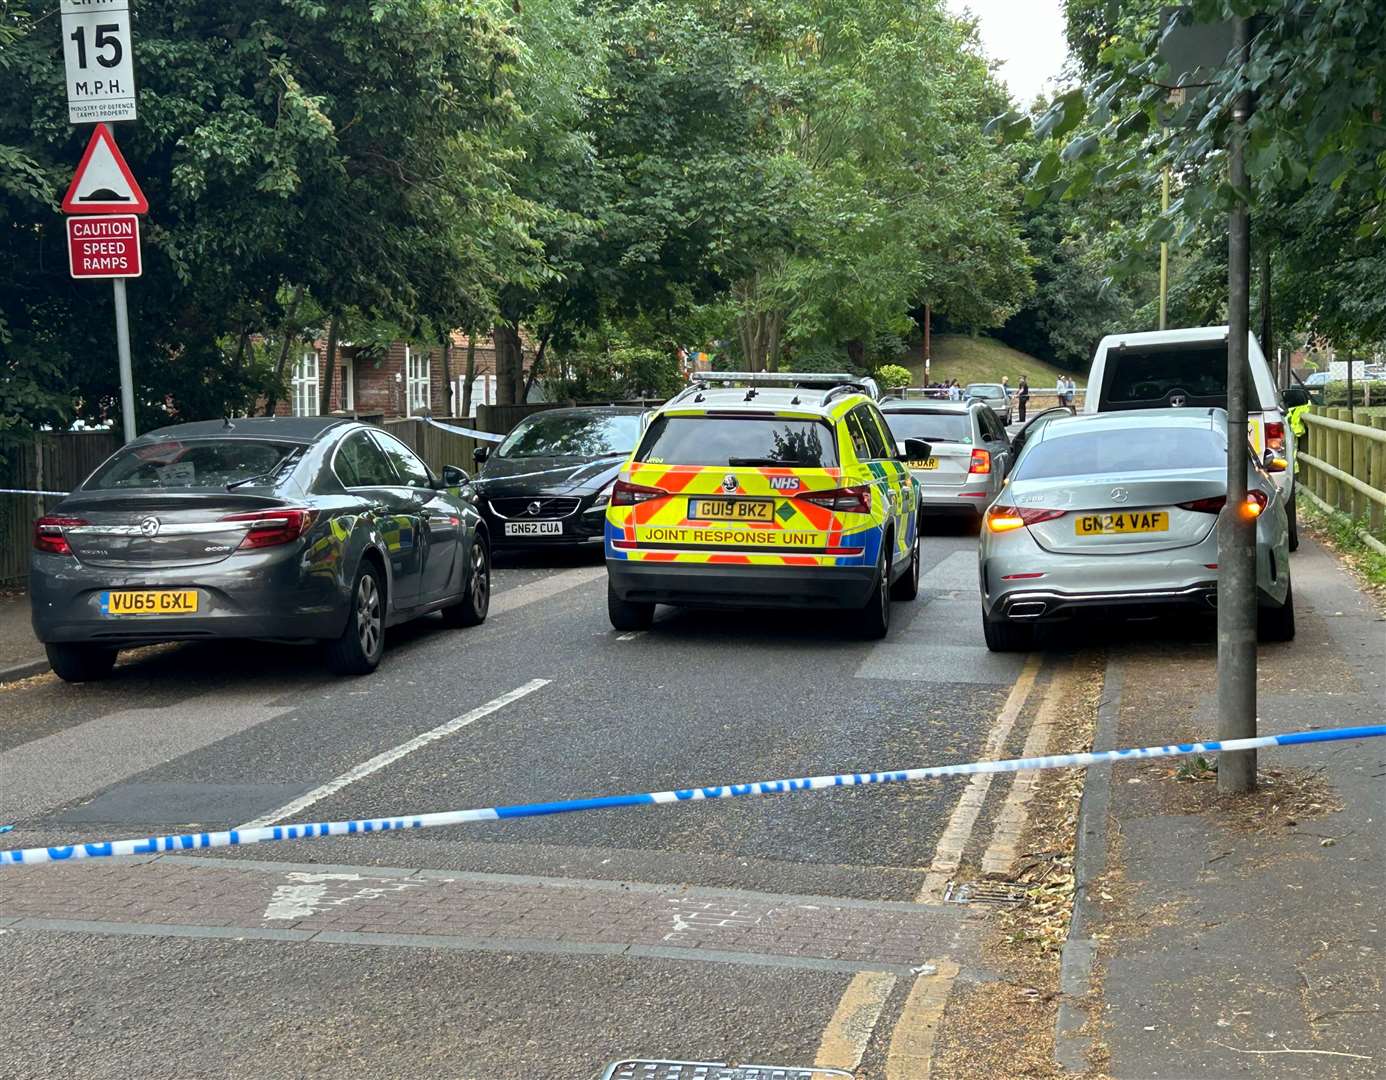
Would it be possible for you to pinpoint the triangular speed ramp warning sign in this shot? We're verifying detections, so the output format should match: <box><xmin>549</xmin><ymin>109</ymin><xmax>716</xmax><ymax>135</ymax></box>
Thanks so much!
<box><xmin>62</xmin><ymin>124</ymin><xmax>148</xmax><ymax>215</ymax></box>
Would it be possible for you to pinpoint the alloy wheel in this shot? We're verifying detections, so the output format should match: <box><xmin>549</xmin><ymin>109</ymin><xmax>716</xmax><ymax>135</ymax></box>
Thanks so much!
<box><xmin>470</xmin><ymin>543</ymin><xmax>490</xmax><ymax>616</ymax></box>
<box><xmin>356</xmin><ymin>574</ymin><xmax>382</xmax><ymax>657</ymax></box>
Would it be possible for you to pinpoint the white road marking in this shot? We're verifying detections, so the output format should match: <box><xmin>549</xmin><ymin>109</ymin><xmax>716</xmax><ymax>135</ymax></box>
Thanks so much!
<box><xmin>263</xmin><ymin>872</ymin><xmax>423</xmax><ymax>921</ymax></box>
<box><xmin>240</xmin><ymin>678</ymin><xmax>550</xmax><ymax>828</ymax></box>
<box><xmin>916</xmin><ymin>655</ymin><xmax>1042</xmax><ymax>902</ymax></box>
<box><xmin>616</xmin><ymin>632</ymin><xmax>643</xmax><ymax>641</ymax></box>
<box><xmin>489</xmin><ymin>566</ymin><xmax>606</xmax><ymax>616</ymax></box>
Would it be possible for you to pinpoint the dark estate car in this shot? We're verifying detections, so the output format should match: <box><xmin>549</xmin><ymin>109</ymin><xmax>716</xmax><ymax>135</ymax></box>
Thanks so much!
<box><xmin>30</xmin><ymin>417</ymin><xmax>491</xmax><ymax>682</ymax></box>
<box><xmin>473</xmin><ymin>406</ymin><xmax>645</xmax><ymax>549</ymax></box>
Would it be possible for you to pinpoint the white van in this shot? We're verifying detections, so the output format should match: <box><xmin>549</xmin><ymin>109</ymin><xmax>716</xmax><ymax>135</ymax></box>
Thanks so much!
<box><xmin>1083</xmin><ymin>326</ymin><xmax>1305</xmax><ymax>550</ymax></box>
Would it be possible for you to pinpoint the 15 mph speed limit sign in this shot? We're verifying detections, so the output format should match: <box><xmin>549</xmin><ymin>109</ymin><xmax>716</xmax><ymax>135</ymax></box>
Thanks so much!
<box><xmin>60</xmin><ymin>0</ymin><xmax>136</xmax><ymax>124</ymax></box>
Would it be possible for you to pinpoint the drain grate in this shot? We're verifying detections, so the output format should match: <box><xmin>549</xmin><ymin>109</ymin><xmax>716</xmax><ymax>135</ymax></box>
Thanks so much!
<box><xmin>943</xmin><ymin>880</ymin><xmax>1030</xmax><ymax>907</ymax></box>
<box><xmin>600</xmin><ymin>1061</ymin><xmax>852</xmax><ymax>1080</ymax></box>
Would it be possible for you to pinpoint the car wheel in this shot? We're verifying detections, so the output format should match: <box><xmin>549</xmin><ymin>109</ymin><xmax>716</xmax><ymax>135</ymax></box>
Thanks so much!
<box><xmin>982</xmin><ymin>610</ymin><xmax>1032</xmax><ymax>652</ymax></box>
<box><xmin>325</xmin><ymin>561</ymin><xmax>386</xmax><ymax>675</ymax></box>
<box><xmin>441</xmin><ymin>535</ymin><xmax>490</xmax><ymax>628</ymax></box>
<box><xmin>608</xmin><ymin>579</ymin><xmax>654</xmax><ymax>632</ymax></box>
<box><xmin>890</xmin><ymin>532</ymin><xmax>920</xmax><ymax>601</ymax></box>
<box><xmin>857</xmin><ymin>542</ymin><xmax>892</xmax><ymax>639</ymax></box>
<box><xmin>45</xmin><ymin>642</ymin><xmax>117</xmax><ymax>683</ymax></box>
<box><xmin>1257</xmin><ymin>579</ymin><xmax>1296</xmax><ymax>643</ymax></box>
<box><xmin>1287</xmin><ymin>491</ymin><xmax>1300</xmax><ymax>552</ymax></box>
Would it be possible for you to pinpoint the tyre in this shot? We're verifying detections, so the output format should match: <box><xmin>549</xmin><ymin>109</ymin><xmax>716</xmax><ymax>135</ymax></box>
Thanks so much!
<box><xmin>325</xmin><ymin>560</ymin><xmax>386</xmax><ymax>675</ymax></box>
<box><xmin>890</xmin><ymin>532</ymin><xmax>920</xmax><ymax>600</ymax></box>
<box><xmin>1287</xmin><ymin>491</ymin><xmax>1299</xmax><ymax>552</ymax></box>
<box><xmin>982</xmin><ymin>610</ymin><xmax>1032</xmax><ymax>652</ymax></box>
<box><xmin>856</xmin><ymin>542</ymin><xmax>892</xmax><ymax>639</ymax></box>
<box><xmin>45</xmin><ymin>642</ymin><xmax>117</xmax><ymax>683</ymax></box>
<box><xmin>441</xmin><ymin>535</ymin><xmax>490</xmax><ymax>628</ymax></box>
<box><xmin>1258</xmin><ymin>579</ymin><xmax>1296</xmax><ymax>643</ymax></box>
<box><xmin>607</xmin><ymin>579</ymin><xmax>654</xmax><ymax>631</ymax></box>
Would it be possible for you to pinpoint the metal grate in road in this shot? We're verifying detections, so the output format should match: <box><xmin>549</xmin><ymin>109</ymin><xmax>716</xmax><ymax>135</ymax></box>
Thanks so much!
<box><xmin>942</xmin><ymin>880</ymin><xmax>1030</xmax><ymax>907</ymax></box>
<box><xmin>600</xmin><ymin>1061</ymin><xmax>852</xmax><ymax>1080</ymax></box>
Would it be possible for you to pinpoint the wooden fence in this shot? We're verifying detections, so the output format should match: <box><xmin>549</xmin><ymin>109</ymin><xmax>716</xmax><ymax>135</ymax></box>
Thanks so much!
<box><xmin>1298</xmin><ymin>406</ymin><xmax>1386</xmax><ymax>555</ymax></box>
<box><xmin>1</xmin><ymin>432</ymin><xmax>123</xmax><ymax>587</ymax></box>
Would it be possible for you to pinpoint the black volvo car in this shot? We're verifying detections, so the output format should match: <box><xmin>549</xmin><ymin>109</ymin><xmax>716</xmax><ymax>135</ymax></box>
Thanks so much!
<box><xmin>30</xmin><ymin>417</ymin><xmax>491</xmax><ymax>681</ymax></box>
<box><xmin>473</xmin><ymin>407</ymin><xmax>645</xmax><ymax>550</ymax></box>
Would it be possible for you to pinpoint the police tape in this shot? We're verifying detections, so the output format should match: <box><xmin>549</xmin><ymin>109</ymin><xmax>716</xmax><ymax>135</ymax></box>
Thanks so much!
<box><xmin>2</xmin><ymin>723</ymin><xmax>1381</xmax><ymax>867</ymax></box>
<box><xmin>0</xmin><ymin>488</ymin><xmax>71</xmax><ymax>497</ymax></box>
<box><xmin>423</xmin><ymin>417</ymin><xmax>505</xmax><ymax>443</ymax></box>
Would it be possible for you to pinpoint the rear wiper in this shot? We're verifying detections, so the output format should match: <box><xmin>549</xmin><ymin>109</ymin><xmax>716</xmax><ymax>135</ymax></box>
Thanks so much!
<box><xmin>727</xmin><ymin>456</ymin><xmax>803</xmax><ymax>467</ymax></box>
<box><xmin>226</xmin><ymin>450</ymin><xmax>301</xmax><ymax>490</ymax></box>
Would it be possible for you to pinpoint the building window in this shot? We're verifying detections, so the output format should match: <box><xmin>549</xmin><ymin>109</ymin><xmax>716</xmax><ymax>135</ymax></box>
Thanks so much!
<box><xmin>291</xmin><ymin>352</ymin><xmax>319</xmax><ymax>417</ymax></box>
<box><xmin>340</xmin><ymin>354</ymin><xmax>355</xmax><ymax>412</ymax></box>
<box><xmin>406</xmin><ymin>346</ymin><xmax>431</xmax><ymax>416</ymax></box>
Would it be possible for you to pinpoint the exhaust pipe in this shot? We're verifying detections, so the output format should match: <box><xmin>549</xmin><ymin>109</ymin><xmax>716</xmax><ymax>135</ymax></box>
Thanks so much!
<box><xmin>1008</xmin><ymin>601</ymin><xmax>1047</xmax><ymax>619</ymax></box>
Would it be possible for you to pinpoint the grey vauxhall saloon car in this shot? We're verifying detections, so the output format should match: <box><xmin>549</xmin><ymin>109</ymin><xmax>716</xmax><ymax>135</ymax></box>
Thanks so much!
<box><xmin>30</xmin><ymin>417</ymin><xmax>491</xmax><ymax>681</ymax></box>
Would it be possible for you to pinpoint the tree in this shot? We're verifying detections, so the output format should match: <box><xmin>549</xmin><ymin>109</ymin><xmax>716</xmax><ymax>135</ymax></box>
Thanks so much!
<box><xmin>1</xmin><ymin>0</ymin><xmax>537</xmax><ymax>436</ymax></box>
<box><xmin>1005</xmin><ymin>1</ymin><xmax>1386</xmax><ymax>349</ymax></box>
<box><xmin>719</xmin><ymin>0</ymin><xmax>1033</xmax><ymax>370</ymax></box>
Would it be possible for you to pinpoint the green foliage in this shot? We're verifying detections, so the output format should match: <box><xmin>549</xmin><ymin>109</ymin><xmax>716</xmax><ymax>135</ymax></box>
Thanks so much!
<box><xmin>1010</xmin><ymin>2</ymin><xmax>1386</xmax><ymax>350</ymax></box>
<box><xmin>1</xmin><ymin>0</ymin><xmax>535</xmax><ymax>434</ymax></box>
<box><xmin>547</xmin><ymin>335</ymin><xmax>682</xmax><ymax>402</ymax></box>
<box><xmin>874</xmin><ymin>364</ymin><xmax>913</xmax><ymax>391</ymax></box>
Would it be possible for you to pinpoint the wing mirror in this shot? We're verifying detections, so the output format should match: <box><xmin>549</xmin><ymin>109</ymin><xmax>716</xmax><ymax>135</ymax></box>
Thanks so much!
<box><xmin>472</xmin><ymin>445</ymin><xmax>490</xmax><ymax>464</ymax></box>
<box><xmin>441</xmin><ymin>464</ymin><xmax>469</xmax><ymax>487</ymax></box>
<box><xmin>898</xmin><ymin>438</ymin><xmax>933</xmax><ymax>461</ymax></box>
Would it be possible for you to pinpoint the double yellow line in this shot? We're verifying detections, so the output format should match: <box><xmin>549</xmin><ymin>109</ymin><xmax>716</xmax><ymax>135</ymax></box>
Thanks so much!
<box><xmin>814</xmin><ymin>655</ymin><xmax>1064</xmax><ymax>1077</ymax></box>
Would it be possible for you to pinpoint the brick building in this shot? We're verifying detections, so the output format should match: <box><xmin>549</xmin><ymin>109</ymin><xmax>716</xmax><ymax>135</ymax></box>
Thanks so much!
<box><xmin>276</xmin><ymin>332</ymin><xmax>532</xmax><ymax>420</ymax></box>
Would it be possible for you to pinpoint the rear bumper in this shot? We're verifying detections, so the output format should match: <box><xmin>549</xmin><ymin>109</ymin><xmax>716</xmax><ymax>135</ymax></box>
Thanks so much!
<box><xmin>991</xmin><ymin>582</ymin><xmax>1218</xmax><ymax>622</ymax></box>
<box><xmin>29</xmin><ymin>550</ymin><xmax>347</xmax><ymax>645</ymax></box>
<box><xmin>919</xmin><ymin>490</ymin><xmax>991</xmax><ymax>516</ymax></box>
<box><xmin>606</xmin><ymin>559</ymin><xmax>877</xmax><ymax>610</ymax></box>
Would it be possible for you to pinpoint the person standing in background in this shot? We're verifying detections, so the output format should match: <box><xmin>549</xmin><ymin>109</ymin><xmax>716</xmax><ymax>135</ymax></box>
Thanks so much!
<box><xmin>1017</xmin><ymin>374</ymin><xmax>1030</xmax><ymax>422</ymax></box>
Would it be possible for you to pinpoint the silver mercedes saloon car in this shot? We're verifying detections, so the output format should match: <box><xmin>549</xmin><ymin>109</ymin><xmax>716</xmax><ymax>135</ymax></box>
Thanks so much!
<box><xmin>978</xmin><ymin>408</ymin><xmax>1294</xmax><ymax>651</ymax></box>
<box><xmin>30</xmin><ymin>417</ymin><xmax>491</xmax><ymax>681</ymax></box>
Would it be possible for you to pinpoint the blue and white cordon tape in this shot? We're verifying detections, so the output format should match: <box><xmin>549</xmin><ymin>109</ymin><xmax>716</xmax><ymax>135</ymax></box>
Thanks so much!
<box><xmin>423</xmin><ymin>417</ymin><xmax>504</xmax><ymax>443</ymax></box>
<box><xmin>0</xmin><ymin>488</ymin><xmax>71</xmax><ymax>497</ymax></box>
<box><xmin>2</xmin><ymin>724</ymin><xmax>1381</xmax><ymax>867</ymax></box>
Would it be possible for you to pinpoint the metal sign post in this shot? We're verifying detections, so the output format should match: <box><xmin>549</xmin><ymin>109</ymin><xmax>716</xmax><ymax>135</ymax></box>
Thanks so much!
<box><xmin>111</xmin><ymin>279</ymin><xmax>137</xmax><ymax>440</ymax></box>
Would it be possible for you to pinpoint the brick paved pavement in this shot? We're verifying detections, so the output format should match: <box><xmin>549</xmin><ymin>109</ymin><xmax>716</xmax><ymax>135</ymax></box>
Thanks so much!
<box><xmin>0</xmin><ymin>854</ymin><xmax>977</xmax><ymax>974</ymax></box>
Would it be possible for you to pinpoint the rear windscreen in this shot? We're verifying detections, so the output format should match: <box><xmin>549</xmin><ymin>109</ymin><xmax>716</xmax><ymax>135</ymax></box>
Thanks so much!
<box><xmin>1100</xmin><ymin>345</ymin><xmax>1248</xmax><ymax>406</ymax></box>
<box><xmin>635</xmin><ymin>416</ymin><xmax>838</xmax><ymax>468</ymax></box>
<box><xmin>84</xmin><ymin>439</ymin><xmax>301</xmax><ymax>490</ymax></box>
<box><xmin>882</xmin><ymin>412</ymin><xmax>972</xmax><ymax>444</ymax></box>
<box><xmin>1014</xmin><ymin>427</ymin><xmax>1225</xmax><ymax>480</ymax></box>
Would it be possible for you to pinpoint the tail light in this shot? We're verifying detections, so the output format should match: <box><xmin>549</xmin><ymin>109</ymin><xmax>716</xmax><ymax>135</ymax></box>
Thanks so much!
<box><xmin>610</xmin><ymin>479</ymin><xmax>668</xmax><ymax>506</ymax></box>
<box><xmin>1264</xmin><ymin>421</ymin><xmax>1285</xmax><ymax>451</ymax></box>
<box><xmin>969</xmin><ymin>448</ymin><xmax>992</xmax><ymax>475</ymax></box>
<box><xmin>33</xmin><ymin>516</ymin><xmax>88</xmax><ymax>555</ymax></box>
<box><xmin>985</xmin><ymin>504</ymin><xmax>1065</xmax><ymax>533</ymax></box>
<box><xmin>221</xmin><ymin>508</ymin><xmax>318</xmax><ymax>549</ymax></box>
<box><xmin>1178</xmin><ymin>491</ymin><xmax>1269</xmax><ymax>517</ymax></box>
<box><xmin>798</xmin><ymin>485</ymin><xmax>872</xmax><ymax>514</ymax></box>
